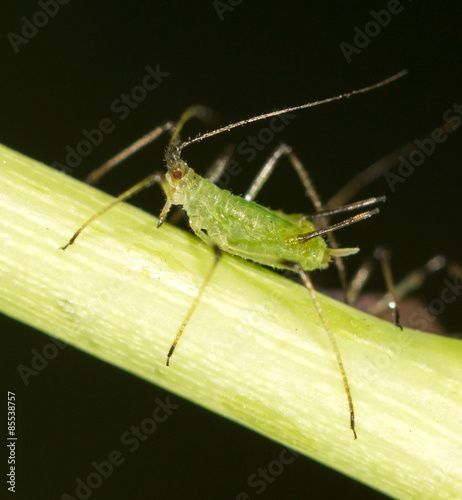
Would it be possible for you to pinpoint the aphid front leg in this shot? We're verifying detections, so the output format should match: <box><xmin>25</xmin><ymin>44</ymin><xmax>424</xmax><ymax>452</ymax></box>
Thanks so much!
<box><xmin>60</xmin><ymin>120</ymin><xmax>178</xmax><ymax>250</ymax></box>
<box><xmin>60</xmin><ymin>172</ymin><xmax>168</xmax><ymax>250</ymax></box>
<box><xmin>85</xmin><ymin>121</ymin><xmax>175</xmax><ymax>185</ymax></box>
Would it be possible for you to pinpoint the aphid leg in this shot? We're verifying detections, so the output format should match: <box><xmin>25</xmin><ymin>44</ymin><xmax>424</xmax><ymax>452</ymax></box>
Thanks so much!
<box><xmin>280</xmin><ymin>259</ymin><xmax>357</xmax><ymax>439</ymax></box>
<box><xmin>244</xmin><ymin>146</ymin><xmax>383</xmax><ymax>298</ymax></box>
<box><xmin>367</xmin><ymin>253</ymin><xmax>447</xmax><ymax>323</ymax></box>
<box><xmin>345</xmin><ymin>258</ymin><xmax>375</xmax><ymax>306</ymax></box>
<box><xmin>166</xmin><ymin>245</ymin><xmax>222</xmax><ymax>366</ymax></box>
<box><xmin>60</xmin><ymin>172</ymin><xmax>166</xmax><ymax>250</ymax></box>
<box><xmin>244</xmin><ymin>143</ymin><xmax>321</xmax><ymax>207</ymax></box>
<box><xmin>204</xmin><ymin>145</ymin><xmax>236</xmax><ymax>185</ymax></box>
<box><xmin>300</xmin><ymin>207</ymin><xmax>385</xmax><ymax>306</ymax></box>
<box><xmin>320</xmin><ymin>119</ymin><xmax>458</xmax><ymax>299</ymax></box>
<box><xmin>373</xmin><ymin>248</ymin><xmax>401</xmax><ymax>329</ymax></box>
<box><xmin>85</xmin><ymin>104</ymin><xmax>220</xmax><ymax>186</ymax></box>
<box><xmin>85</xmin><ymin>122</ymin><xmax>176</xmax><ymax>185</ymax></box>
<box><xmin>244</xmin><ymin>143</ymin><xmax>350</xmax><ymax>294</ymax></box>
<box><xmin>283</xmin><ymin>211</ymin><xmax>383</xmax><ymax>439</ymax></box>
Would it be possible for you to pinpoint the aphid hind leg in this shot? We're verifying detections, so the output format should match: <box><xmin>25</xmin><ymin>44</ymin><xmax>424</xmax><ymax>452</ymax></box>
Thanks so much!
<box><xmin>166</xmin><ymin>245</ymin><xmax>222</xmax><ymax>366</ymax></box>
<box><xmin>343</xmin><ymin>248</ymin><xmax>402</xmax><ymax>326</ymax></box>
<box><xmin>280</xmin><ymin>258</ymin><xmax>357</xmax><ymax>439</ymax></box>
<box><xmin>244</xmin><ymin>143</ymin><xmax>349</xmax><ymax>295</ymax></box>
<box><xmin>345</xmin><ymin>257</ymin><xmax>374</xmax><ymax>306</ymax></box>
<box><xmin>370</xmin><ymin>248</ymin><xmax>401</xmax><ymax>329</ymax></box>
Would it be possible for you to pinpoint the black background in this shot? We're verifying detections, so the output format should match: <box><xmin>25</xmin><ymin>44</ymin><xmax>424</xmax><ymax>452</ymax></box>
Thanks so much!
<box><xmin>2</xmin><ymin>1</ymin><xmax>461</xmax><ymax>499</ymax></box>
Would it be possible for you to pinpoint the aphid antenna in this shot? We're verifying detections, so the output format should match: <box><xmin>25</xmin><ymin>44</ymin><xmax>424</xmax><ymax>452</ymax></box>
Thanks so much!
<box><xmin>178</xmin><ymin>70</ymin><xmax>408</xmax><ymax>154</ymax></box>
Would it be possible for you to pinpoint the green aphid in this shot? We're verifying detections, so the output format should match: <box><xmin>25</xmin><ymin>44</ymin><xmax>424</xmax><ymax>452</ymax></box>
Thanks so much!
<box><xmin>61</xmin><ymin>70</ymin><xmax>408</xmax><ymax>439</ymax></box>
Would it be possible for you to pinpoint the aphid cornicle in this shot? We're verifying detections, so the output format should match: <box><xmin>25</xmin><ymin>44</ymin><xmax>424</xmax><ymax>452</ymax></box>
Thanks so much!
<box><xmin>61</xmin><ymin>70</ymin><xmax>408</xmax><ymax>439</ymax></box>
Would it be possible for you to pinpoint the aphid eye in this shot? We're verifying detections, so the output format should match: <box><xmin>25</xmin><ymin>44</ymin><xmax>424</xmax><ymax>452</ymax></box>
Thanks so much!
<box><xmin>173</xmin><ymin>171</ymin><xmax>183</xmax><ymax>180</ymax></box>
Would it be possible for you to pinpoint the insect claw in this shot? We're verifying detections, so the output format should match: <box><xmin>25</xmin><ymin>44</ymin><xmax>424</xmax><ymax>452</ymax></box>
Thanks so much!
<box><xmin>166</xmin><ymin>343</ymin><xmax>176</xmax><ymax>366</ymax></box>
<box><xmin>59</xmin><ymin>233</ymin><xmax>78</xmax><ymax>251</ymax></box>
<box><xmin>158</xmin><ymin>200</ymin><xmax>172</xmax><ymax>228</ymax></box>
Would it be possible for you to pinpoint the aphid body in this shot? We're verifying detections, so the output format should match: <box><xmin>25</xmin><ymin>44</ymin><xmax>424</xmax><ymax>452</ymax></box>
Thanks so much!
<box><xmin>163</xmin><ymin>156</ymin><xmax>333</xmax><ymax>271</ymax></box>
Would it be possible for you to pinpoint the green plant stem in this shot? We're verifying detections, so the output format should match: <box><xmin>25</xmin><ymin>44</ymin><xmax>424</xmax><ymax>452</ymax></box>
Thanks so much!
<box><xmin>1</xmin><ymin>144</ymin><xmax>461</xmax><ymax>499</ymax></box>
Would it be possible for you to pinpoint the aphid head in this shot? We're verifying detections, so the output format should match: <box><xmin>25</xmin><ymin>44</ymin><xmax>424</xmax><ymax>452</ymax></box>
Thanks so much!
<box><xmin>164</xmin><ymin>105</ymin><xmax>215</xmax><ymax>182</ymax></box>
<box><xmin>164</xmin><ymin>143</ymin><xmax>189</xmax><ymax>181</ymax></box>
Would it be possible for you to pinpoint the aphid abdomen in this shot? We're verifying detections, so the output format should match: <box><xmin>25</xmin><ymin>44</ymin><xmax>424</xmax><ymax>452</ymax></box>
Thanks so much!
<box><xmin>182</xmin><ymin>169</ymin><xmax>328</xmax><ymax>271</ymax></box>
